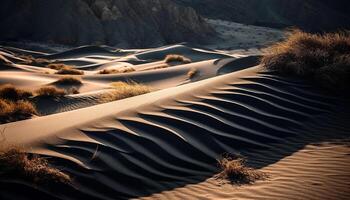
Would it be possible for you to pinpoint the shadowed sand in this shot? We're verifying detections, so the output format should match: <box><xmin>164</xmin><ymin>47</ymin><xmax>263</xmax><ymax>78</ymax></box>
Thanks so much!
<box><xmin>0</xmin><ymin>44</ymin><xmax>349</xmax><ymax>200</ymax></box>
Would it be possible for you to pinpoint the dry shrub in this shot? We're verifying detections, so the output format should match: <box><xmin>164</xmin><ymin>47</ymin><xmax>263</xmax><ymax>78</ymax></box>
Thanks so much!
<box><xmin>48</xmin><ymin>63</ymin><xmax>84</xmax><ymax>75</ymax></box>
<box><xmin>0</xmin><ymin>147</ymin><xmax>71</xmax><ymax>185</ymax></box>
<box><xmin>100</xmin><ymin>81</ymin><xmax>151</xmax><ymax>103</ymax></box>
<box><xmin>0</xmin><ymin>99</ymin><xmax>37</xmax><ymax>123</ymax></box>
<box><xmin>261</xmin><ymin>30</ymin><xmax>350</xmax><ymax>92</ymax></box>
<box><xmin>216</xmin><ymin>156</ymin><xmax>265</xmax><ymax>184</ymax></box>
<box><xmin>187</xmin><ymin>68</ymin><xmax>198</xmax><ymax>79</ymax></box>
<box><xmin>18</xmin><ymin>55</ymin><xmax>51</xmax><ymax>66</ymax></box>
<box><xmin>165</xmin><ymin>54</ymin><xmax>192</xmax><ymax>64</ymax></box>
<box><xmin>54</xmin><ymin>76</ymin><xmax>82</xmax><ymax>85</ymax></box>
<box><xmin>98</xmin><ymin>67</ymin><xmax>135</xmax><ymax>74</ymax></box>
<box><xmin>0</xmin><ymin>84</ymin><xmax>33</xmax><ymax>101</ymax></box>
<box><xmin>35</xmin><ymin>86</ymin><xmax>66</xmax><ymax>97</ymax></box>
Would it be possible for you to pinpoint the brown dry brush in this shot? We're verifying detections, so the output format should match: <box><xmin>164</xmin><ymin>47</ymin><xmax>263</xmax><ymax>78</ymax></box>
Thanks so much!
<box><xmin>216</xmin><ymin>155</ymin><xmax>266</xmax><ymax>184</ymax></box>
<box><xmin>261</xmin><ymin>29</ymin><xmax>350</xmax><ymax>93</ymax></box>
<box><xmin>54</xmin><ymin>76</ymin><xmax>82</xmax><ymax>85</ymax></box>
<box><xmin>0</xmin><ymin>147</ymin><xmax>71</xmax><ymax>185</ymax></box>
<box><xmin>165</xmin><ymin>54</ymin><xmax>192</xmax><ymax>64</ymax></box>
<box><xmin>48</xmin><ymin>63</ymin><xmax>84</xmax><ymax>75</ymax></box>
<box><xmin>35</xmin><ymin>86</ymin><xmax>67</xmax><ymax>97</ymax></box>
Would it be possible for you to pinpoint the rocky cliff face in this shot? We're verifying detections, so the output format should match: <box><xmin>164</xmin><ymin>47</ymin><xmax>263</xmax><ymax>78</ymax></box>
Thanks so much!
<box><xmin>174</xmin><ymin>0</ymin><xmax>350</xmax><ymax>31</ymax></box>
<box><xmin>0</xmin><ymin>0</ymin><xmax>215</xmax><ymax>47</ymax></box>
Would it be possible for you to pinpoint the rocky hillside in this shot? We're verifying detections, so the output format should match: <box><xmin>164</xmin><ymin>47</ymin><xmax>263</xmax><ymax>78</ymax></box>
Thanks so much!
<box><xmin>174</xmin><ymin>0</ymin><xmax>350</xmax><ymax>31</ymax></box>
<box><xmin>0</xmin><ymin>0</ymin><xmax>215</xmax><ymax>47</ymax></box>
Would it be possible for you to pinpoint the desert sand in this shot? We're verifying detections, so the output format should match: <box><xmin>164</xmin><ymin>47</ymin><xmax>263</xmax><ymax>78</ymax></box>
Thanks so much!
<box><xmin>0</xmin><ymin>43</ymin><xmax>349</xmax><ymax>200</ymax></box>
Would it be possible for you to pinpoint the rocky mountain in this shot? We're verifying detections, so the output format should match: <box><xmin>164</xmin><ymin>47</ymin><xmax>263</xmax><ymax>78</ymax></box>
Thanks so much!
<box><xmin>174</xmin><ymin>0</ymin><xmax>350</xmax><ymax>31</ymax></box>
<box><xmin>0</xmin><ymin>0</ymin><xmax>215</xmax><ymax>48</ymax></box>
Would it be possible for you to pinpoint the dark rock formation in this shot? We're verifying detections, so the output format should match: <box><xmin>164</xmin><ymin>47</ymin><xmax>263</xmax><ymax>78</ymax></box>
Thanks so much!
<box><xmin>173</xmin><ymin>0</ymin><xmax>350</xmax><ymax>31</ymax></box>
<box><xmin>0</xmin><ymin>0</ymin><xmax>215</xmax><ymax>47</ymax></box>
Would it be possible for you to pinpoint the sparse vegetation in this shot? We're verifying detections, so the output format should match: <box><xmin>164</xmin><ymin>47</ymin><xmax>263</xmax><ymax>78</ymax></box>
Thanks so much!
<box><xmin>35</xmin><ymin>86</ymin><xmax>66</xmax><ymax>97</ymax></box>
<box><xmin>261</xmin><ymin>30</ymin><xmax>350</xmax><ymax>92</ymax></box>
<box><xmin>141</xmin><ymin>64</ymin><xmax>169</xmax><ymax>71</ymax></box>
<box><xmin>216</xmin><ymin>155</ymin><xmax>265</xmax><ymax>184</ymax></box>
<box><xmin>48</xmin><ymin>63</ymin><xmax>84</xmax><ymax>75</ymax></box>
<box><xmin>0</xmin><ymin>99</ymin><xmax>37</xmax><ymax>123</ymax></box>
<box><xmin>0</xmin><ymin>147</ymin><xmax>71</xmax><ymax>185</ymax></box>
<box><xmin>98</xmin><ymin>67</ymin><xmax>135</xmax><ymax>74</ymax></box>
<box><xmin>0</xmin><ymin>84</ymin><xmax>33</xmax><ymax>101</ymax></box>
<box><xmin>54</xmin><ymin>76</ymin><xmax>82</xmax><ymax>85</ymax></box>
<box><xmin>165</xmin><ymin>54</ymin><xmax>192</xmax><ymax>64</ymax></box>
<box><xmin>18</xmin><ymin>55</ymin><xmax>51</xmax><ymax>66</ymax></box>
<box><xmin>100</xmin><ymin>81</ymin><xmax>151</xmax><ymax>103</ymax></box>
<box><xmin>187</xmin><ymin>68</ymin><xmax>198</xmax><ymax>79</ymax></box>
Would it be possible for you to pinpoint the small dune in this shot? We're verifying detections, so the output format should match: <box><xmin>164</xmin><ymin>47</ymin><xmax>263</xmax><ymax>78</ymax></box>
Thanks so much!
<box><xmin>0</xmin><ymin>147</ymin><xmax>71</xmax><ymax>185</ymax></box>
<box><xmin>261</xmin><ymin>30</ymin><xmax>350</xmax><ymax>93</ymax></box>
<box><xmin>165</xmin><ymin>54</ymin><xmax>192</xmax><ymax>64</ymax></box>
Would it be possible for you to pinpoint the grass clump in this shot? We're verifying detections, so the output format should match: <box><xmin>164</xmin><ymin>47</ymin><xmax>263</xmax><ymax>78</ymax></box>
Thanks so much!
<box><xmin>187</xmin><ymin>68</ymin><xmax>198</xmax><ymax>79</ymax></box>
<box><xmin>261</xmin><ymin>30</ymin><xmax>350</xmax><ymax>92</ymax></box>
<box><xmin>98</xmin><ymin>67</ymin><xmax>135</xmax><ymax>74</ymax></box>
<box><xmin>216</xmin><ymin>155</ymin><xmax>265</xmax><ymax>185</ymax></box>
<box><xmin>18</xmin><ymin>55</ymin><xmax>51</xmax><ymax>66</ymax></box>
<box><xmin>0</xmin><ymin>84</ymin><xmax>33</xmax><ymax>101</ymax></box>
<box><xmin>100</xmin><ymin>81</ymin><xmax>151</xmax><ymax>103</ymax></box>
<box><xmin>35</xmin><ymin>86</ymin><xmax>66</xmax><ymax>97</ymax></box>
<box><xmin>54</xmin><ymin>76</ymin><xmax>82</xmax><ymax>85</ymax></box>
<box><xmin>0</xmin><ymin>147</ymin><xmax>71</xmax><ymax>185</ymax></box>
<box><xmin>48</xmin><ymin>63</ymin><xmax>84</xmax><ymax>75</ymax></box>
<box><xmin>165</xmin><ymin>54</ymin><xmax>192</xmax><ymax>64</ymax></box>
<box><xmin>0</xmin><ymin>99</ymin><xmax>37</xmax><ymax>124</ymax></box>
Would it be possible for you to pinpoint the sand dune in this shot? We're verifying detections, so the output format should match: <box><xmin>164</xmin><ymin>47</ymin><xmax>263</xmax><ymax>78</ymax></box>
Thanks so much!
<box><xmin>0</xmin><ymin>44</ymin><xmax>349</xmax><ymax>200</ymax></box>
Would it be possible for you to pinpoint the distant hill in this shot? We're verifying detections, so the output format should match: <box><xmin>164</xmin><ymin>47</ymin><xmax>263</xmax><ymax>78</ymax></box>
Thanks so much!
<box><xmin>173</xmin><ymin>0</ymin><xmax>350</xmax><ymax>31</ymax></box>
<box><xmin>0</xmin><ymin>0</ymin><xmax>215</xmax><ymax>47</ymax></box>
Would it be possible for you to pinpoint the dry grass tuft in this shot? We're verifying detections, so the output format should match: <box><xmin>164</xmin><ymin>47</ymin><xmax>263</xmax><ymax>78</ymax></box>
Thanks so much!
<box><xmin>187</xmin><ymin>68</ymin><xmax>198</xmax><ymax>79</ymax></box>
<box><xmin>261</xmin><ymin>30</ymin><xmax>350</xmax><ymax>92</ymax></box>
<box><xmin>216</xmin><ymin>156</ymin><xmax>266</xmax><ymax>184</ymax></box>
<box><xmin>48</xmin><ymin>63</ymin><xmax>84</xmax><ymax>75</ymax></box>
<box><xmin>35</xmin><ymin>86</ymin><xmax>66</xmax><ymax>97</ymax></box>
<box><xmin>54</xmin><ymin>76</ymin><xmax>82</xmax><ymax>85</ymax></box>
<box><xmin>98</xmin><ymin>67</ymin><xmax>135</xmax><ymax>74</ymax></box>
<box><xmin>0</xmin><ymin>147</ymin><xmax>71</xmax><ymax>185</ymax></box>
<box><xmin>0</xmin><ymin>84</ymin><xmax>33</xmax><ymax>101</ymax></box>
<box><xmin>100</xmin><ymin>81</ymin><xmax>151</xmax><ymax>103</ymax></box>
<box><xmin>165</xmin><ymin>54</ymin><xmax>192</xmax><ymax>64</ymax></box>
<box><xmin>18</xmin><ymin>55</ymin><xmax>51</xmax><ymax>66</ymax></box>
<box><xmin>0</xmin><ymin>99</ymin><xmax>37</xmax><ymax>124</ymax></box>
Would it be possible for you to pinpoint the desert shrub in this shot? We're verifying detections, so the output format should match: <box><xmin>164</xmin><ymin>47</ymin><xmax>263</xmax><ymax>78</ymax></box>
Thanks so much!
<box><xmin>100</xmin><ymin>81</ymin><xmax>151</xmax><ymax>103</ymax></box>
<box><xmin>165</xmin><ymin>54</ymin><xmax>192</xmax><ymax>64</ymax></box>
<box><xmin>261</xmin><ymin>30</ymin><xmax>350</xmax><ymax>92</ymax></box>
<box><xmin>187</xmin><ymin>68</ymin><xmax>198</xmax><ymax>79</ymax></box>
<box><xmin>98</xmin><ymin>67</ymin><xmax>135</xmax><ymax>74</ymax></box>
<box><xmin>0</xmin><ymin>99</ymin><xmax>37</xmax><ymax>123</ymax></box>
<box><xmin>0</xmin><ymin>147</ymin><xmax>71</xmax><ymax>185</ymax></box>
<box><xmin>18</xmin><ymin>55</ymin><xmax>51</xmax><ymax>66</ymax></box>
<box><xmin>48</xmin><ymin>63</ymin><xmax>84</xmax><ymax>75</ymax></box>
<box><xmin>35</xmin><ymin>86</ymin><xmax>66</xmax><ymax>97</ymax></box>
<box><xmin>0</xmin><ymin>85</ymin><xmax>33</xmax><ymax>101</ymax></box>
<box><xmin>216</xmin><ymin>156</ymin><xmax>265</xmax><ymax>184</ymax></box>
<box><xmin>54</xmin><ymin>76</ymin><xmax>82</xmax><ymax>85</ymax></box>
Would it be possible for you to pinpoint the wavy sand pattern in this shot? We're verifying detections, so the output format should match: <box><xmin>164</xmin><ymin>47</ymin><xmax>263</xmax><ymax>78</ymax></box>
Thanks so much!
<box><xmin>0</xmin><ymin>45</ymin><xmax>349</xmax><ymax>200</ymax></box>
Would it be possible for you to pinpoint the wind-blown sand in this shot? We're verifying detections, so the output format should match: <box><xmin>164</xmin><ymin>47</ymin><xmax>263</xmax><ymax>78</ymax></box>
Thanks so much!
<box><xmin>0</xmin><ymin>44</ymin><xmax>349</xmax><ymax>200</ymax></box>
